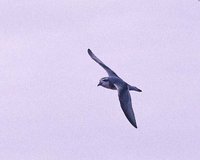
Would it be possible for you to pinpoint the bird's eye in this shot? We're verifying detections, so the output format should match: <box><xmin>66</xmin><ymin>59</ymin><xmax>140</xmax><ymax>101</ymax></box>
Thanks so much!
<box><xmin>103</xmin><ymin>79</ymin><xmax>108</xmax><ymax>82</ymax></box>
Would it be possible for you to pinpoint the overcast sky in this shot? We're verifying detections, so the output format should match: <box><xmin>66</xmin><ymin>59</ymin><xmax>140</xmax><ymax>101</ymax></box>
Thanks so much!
<box><xmin>0</xmin><ymin>0</ymin><xmax>200</xmax><ymax>159</ymax></box>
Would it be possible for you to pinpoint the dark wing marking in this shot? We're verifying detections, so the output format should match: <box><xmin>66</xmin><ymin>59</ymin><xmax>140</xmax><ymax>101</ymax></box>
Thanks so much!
<box><xmin>88</xmin><ymin>49</ymin><xmax>119</xmax><ymax>77</ymax></box>
<box><xmin>115</xmin><ymin>84</ymin><xmax>137</xmax><ymax>128</ymax></box>
<box><xmin>128</xmin><ymin>85</ymin><xmax>142</xmax><ymax>92</ymax></box>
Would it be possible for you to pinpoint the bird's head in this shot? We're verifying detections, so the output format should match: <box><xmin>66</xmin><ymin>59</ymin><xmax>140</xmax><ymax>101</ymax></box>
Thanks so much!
<box><xmin>97</xmin><ymin>77</ymin><xmax>110</xmax><ymax>88</ymax></box>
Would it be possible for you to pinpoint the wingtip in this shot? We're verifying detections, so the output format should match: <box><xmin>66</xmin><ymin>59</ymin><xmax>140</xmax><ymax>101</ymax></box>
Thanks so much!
<box><xmin>133</xmin><ymin>123</ymin><xmax>138</xmax><ymax>128</ymax></box>
<box><xmin>129</xmin><ymin>119</ymin><xmax>138</xmax><ymax>128</ymax></box>
<box><xmin>136</xmin><ymin>88</ymin><xmax>142</xmax><ymax>92</ymax></box>
<box><xmin>87</xmin><ymin>49</ymin><xmax>94</xmax><ymax>57</ymax></box>
<box><xmin>87</xmin><ymin>48</ymin><xmax>92</xmax><ymax>53</ymax></box>
<box><xmin>88</xmin><ymin>49</ymin><xmax>97</xmax><ymax>60</ymax></box>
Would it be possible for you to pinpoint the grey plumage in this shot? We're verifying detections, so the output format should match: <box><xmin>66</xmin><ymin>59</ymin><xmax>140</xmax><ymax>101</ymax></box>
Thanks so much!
<box><xmin>88</xmin><ymin>49</ymin><xmax>142</xmax><ymax>128</ymax></box>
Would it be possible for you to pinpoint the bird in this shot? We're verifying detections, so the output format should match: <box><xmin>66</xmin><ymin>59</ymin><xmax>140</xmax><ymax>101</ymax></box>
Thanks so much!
<box><xmin>88</xmin><ymin>49</ymin><xmax>142</xmax><ymax>128</ymax></box>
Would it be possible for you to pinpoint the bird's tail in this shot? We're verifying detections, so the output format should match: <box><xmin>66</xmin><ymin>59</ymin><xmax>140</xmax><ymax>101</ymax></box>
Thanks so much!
<box><xmin>128</xmin><ymin>85</ymin><xmax>142</xmax><ymax>92</ymax></box>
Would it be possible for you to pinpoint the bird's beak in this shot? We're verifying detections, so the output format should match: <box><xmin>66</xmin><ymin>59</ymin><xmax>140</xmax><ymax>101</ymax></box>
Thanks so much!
<box><xmin>97</xmin><ymin>82</ymin><xmax>101</xmax><ymax>86</ymax></box>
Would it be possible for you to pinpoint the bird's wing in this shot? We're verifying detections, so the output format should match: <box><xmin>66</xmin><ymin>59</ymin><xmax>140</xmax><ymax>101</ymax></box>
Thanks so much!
<box><xmin>114</xmin><ymin>84</ymin><xmax>137</xmax><ymax>128</ymax></box>
<box><xmin>88</xmin><ymin>49</ymin><xmax>119</xmax><ymax>77</ymax></box>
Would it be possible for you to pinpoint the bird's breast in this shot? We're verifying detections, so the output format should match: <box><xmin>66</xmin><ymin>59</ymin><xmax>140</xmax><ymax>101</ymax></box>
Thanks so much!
<box><xmin>102</xmin><ymin>81</ymin><xmax>117</xmax><ymax>90</ymax></box>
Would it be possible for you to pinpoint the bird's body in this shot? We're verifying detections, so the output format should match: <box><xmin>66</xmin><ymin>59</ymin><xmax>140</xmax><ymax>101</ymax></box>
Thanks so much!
<box><xmin>88</xmin><ymin>49</ymin><xmax>142</xmax><ymax>128</ymax></box>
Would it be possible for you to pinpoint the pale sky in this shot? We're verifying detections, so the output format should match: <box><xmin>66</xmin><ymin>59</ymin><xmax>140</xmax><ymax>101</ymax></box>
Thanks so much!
<box><xmin>0</xmin><ymin>0</ymin><xmax>200</xmax><ymax>159</ymax></box>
